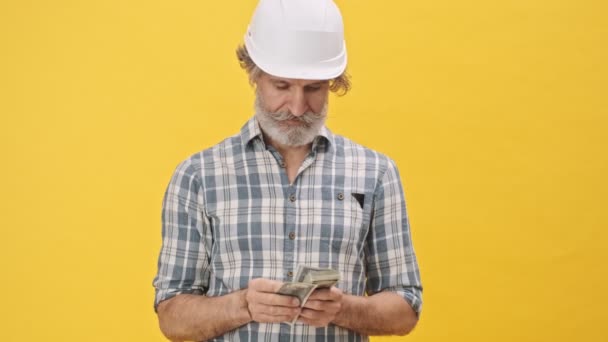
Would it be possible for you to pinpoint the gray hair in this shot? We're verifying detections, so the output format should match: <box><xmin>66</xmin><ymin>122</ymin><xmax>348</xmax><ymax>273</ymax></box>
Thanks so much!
<box><xmin>236</xmin><ymin>44</ymin><xmax>351</xmax><ymax>96</ymax></box>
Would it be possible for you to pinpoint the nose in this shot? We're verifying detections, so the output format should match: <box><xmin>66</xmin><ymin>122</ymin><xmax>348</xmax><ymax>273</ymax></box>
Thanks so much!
<box><xmin>288</xmin><ymin>89</ymin><xmax>308</xmax><ymax>117</ymax></box>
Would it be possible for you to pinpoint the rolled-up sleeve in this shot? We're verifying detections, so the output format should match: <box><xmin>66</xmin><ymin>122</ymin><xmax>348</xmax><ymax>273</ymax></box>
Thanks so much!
<box><xmin>152</xmin><ymin>158</ymin><xmax>211</xmax><ymax>312</ymax></box>
<box><xmin>365</xmin><ymin>158</ymin><xmax>423</xmax><ymax>316</ymax></box>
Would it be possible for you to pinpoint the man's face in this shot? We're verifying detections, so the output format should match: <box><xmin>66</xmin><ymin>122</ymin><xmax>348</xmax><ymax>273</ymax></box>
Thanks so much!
<box><xmin>254</xmin><ymin>73</ymin><xmax>330</xmax><ymax>147</ymax></box>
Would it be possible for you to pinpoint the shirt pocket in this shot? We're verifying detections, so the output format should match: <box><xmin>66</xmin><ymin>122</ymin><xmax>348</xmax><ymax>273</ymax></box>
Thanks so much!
<box><xmin>318</xmin><ymin>189</ymin><xmax>368</xmax><ymax>256</ymax></box>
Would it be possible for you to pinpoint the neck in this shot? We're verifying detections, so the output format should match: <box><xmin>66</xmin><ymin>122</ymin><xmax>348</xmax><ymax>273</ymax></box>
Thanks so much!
<box><xmin>263</xmin><ymin>134</ymin><xmax>312</xmax><ymax>184</ymax></box>
<box><xmin>263</xmin><ymin>134</ymin><xmax>312</xmax><ymax>159</ymax></box>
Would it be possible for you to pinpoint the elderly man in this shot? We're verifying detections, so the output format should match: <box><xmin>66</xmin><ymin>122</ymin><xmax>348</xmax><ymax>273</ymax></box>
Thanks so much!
<box><xmin>152</xmin><ymin>0</ymin><xmax>422</xmax><ymax>341</ymax></box>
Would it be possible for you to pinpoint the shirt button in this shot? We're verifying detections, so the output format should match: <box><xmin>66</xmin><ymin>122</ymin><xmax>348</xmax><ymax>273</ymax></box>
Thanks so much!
<box><xmin>279</xmin><ymin>161</ymin><xmax>286</xmax><ymax>168</ymax></box>
<box><xmin>337</xmin><ymin>192</ymin><xmax>344</xmax><ymax>200</ymax></box>
<box><xmin>287</xmin><ymin>271</ymin><xmax>293</xmax><ymax>277</ymax></box>
<box><xmin>288</xmin><ymin>232</ymin><xmax>296</xmax><ymax>240</ymax></box>
<box><xmin>289</xmin><ymin>194</ymin><xmax>296</xmax><ymax>202</ymax></box>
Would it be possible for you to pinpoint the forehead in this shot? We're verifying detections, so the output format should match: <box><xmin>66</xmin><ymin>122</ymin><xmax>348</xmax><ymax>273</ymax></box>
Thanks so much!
<box><xmin>265</xmin><ymin>74</ymin><xmax>328</xmax><ymax>86</ymax></box>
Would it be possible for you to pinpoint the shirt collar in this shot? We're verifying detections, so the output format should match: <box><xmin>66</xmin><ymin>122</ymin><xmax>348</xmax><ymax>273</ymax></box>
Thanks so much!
<box><xmin>240</xmin><ymin>116</ymin><xmax>334</xmax><ymax>153</ymax></box>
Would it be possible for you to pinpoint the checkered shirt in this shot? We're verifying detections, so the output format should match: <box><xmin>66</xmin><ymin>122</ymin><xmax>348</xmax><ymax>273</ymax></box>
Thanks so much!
<box><xmin>153</xmin><ymin>117</ymin><xmax>423</xmax><ymax>341</ymax></box>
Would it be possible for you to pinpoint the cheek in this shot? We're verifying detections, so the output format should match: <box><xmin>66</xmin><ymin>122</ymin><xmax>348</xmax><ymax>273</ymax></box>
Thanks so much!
<box><xmin>260</xmin><ymin>89</ymin><xmax>287</xmax><ymax>113</ymax></box>
<box><xmin>307</xmin><ymin>92</ymin><xmax>328</xmax><ymax>113</ymax></box>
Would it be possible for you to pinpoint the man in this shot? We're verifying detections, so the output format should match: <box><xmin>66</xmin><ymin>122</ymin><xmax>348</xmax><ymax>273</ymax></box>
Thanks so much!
<box><xmin>152</xmin><ymin>0</ymin><xmax>423</xmax><ymax>341</ymax></box>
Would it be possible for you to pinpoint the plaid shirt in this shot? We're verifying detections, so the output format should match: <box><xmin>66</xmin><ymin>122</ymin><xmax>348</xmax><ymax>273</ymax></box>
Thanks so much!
<box><xmin>153</xmin><ymin>117</ymin><xmax>422</xmax><ymax>341</ymax></box>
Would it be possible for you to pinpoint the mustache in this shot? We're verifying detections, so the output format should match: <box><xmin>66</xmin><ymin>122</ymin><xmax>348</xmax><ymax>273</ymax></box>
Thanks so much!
<box><xmin>269</xmin><ymin>110</ymin><xmax>320</xmax><ymax>125</ymax></box>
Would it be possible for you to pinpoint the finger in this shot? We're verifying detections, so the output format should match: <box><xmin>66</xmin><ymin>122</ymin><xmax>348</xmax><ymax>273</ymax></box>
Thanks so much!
<box><xmin>250</xmin><ymin>291</ymin><xmax>300</xmax><ymax>307</ymax></box>
<box><xmin>254</xmin><ymin>312</ymin><xmax>298</xmax><ymax>324</ymax></box>
<box><xmin>307</xmin><ymin>288</ymin><xmax>331</xmax><ymax>301</ymax></box>
<box><xmin>251</xmin><ymin>302</ymin><xmax>301</xmax><ymax>317</ymax></box>
<box><xmin>302</xmin><ymin>299</ymin><xmax>324</xmax><ymax>311</ymax></box>
<box><xmin>298</xmin><ymin>307</ymin><xmax>323</xmax><ymax>320</ymax></box>
<box><xmin>298</xmin><ymin>308</ymin><xmax>335</xmax><ymax>328</ymax></box>
<box><xmin>303</xmin><ymin>299</ymin><xmax>341</xmax><ymax>313</ymax></box>
<box><xmin>248</xmin><ymin>278</ymin><xmax>285</xmax><ymax>293</ymax></box>
<box><xmin>308</xmin><ymin>287</ymin><xmax>342</xmax><ymax>301</ymax></box>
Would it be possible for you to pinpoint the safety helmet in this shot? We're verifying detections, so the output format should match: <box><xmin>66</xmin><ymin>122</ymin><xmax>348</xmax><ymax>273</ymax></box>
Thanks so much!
<box><xmin>244</xmin><ymin>0</ymin><xmax>347</xmax><ymax>80</ymax></box>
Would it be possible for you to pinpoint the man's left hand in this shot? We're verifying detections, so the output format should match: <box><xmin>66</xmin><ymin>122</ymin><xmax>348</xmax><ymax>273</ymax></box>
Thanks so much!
<box><xmin>298</xmin><ymin>286</ymin><xmax>343</xmax><ymax>327</ymax></box>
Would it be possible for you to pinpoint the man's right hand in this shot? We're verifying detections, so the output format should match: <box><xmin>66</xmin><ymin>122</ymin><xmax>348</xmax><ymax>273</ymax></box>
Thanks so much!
<box><xmin>245</xmin><ymin>278</ymin><xmax>301</xmax><ymax>323</ymax></box>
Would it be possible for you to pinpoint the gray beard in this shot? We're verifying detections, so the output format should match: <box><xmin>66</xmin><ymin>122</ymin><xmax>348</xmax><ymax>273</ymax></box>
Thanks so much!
<box><xmin>254</xmin><ymin>96</ymin><xmax>328</xmax><ymax>147</ymax></box>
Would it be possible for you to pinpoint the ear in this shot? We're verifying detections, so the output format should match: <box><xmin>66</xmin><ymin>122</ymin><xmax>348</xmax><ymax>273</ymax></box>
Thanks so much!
<box><xmin>252</xmin><ymin>69</ymin><xmax>267</xmax><ymax>85</ymax></box>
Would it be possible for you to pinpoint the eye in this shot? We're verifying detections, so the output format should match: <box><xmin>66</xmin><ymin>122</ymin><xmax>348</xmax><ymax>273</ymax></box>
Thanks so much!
<box><xmin>305</xmin><ymin>86</ymin><xmax>322</xmax><ymax>92</ymax></box>
<box><xmin>273</xmin><ymin>82</ymin><xmax>289</xmax><ymax>90</ymax></box>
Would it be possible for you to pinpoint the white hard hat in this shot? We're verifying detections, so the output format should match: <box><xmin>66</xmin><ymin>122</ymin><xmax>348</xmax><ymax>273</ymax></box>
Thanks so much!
<box><xmin>244</xmin><ymin>0</ymin><xmax>347</xmax><ymax>80</ymax></box>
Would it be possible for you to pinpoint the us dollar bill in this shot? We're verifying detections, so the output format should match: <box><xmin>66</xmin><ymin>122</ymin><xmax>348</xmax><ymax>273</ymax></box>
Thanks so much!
<box><xmin>277</xmin><ymin>282</ymin><xmax>317</xmax><ymax>306</ymax></box>
<box><xmin>277</xmin><ymin>266</ymin><xmax>341</xmax><ymax>324</ymax></box>
<box><xmin>295</xmin><ymin>265</ymin><xmax>341</xmax><ymax>287</ymax></box>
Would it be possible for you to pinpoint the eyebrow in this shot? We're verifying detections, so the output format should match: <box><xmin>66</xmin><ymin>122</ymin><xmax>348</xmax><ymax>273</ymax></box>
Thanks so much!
<box><xmin>271</xmin><ymin>79</ymin><xmax>325</xmax><ymax>87</ymax></box>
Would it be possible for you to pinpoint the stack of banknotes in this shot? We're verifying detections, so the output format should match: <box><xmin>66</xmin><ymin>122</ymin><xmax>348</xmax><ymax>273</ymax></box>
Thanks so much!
<box><xmin>277</xmin><ymin>265</ymin><xmax>341</xmax><ymax>323</ymax></box>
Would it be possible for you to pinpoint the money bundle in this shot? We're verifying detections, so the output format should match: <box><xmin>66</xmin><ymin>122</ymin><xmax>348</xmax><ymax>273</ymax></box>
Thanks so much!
<box><xmin>277</xmin><ymin>265</ymin><xmax>341</xmax><ymax>323</ymax></box>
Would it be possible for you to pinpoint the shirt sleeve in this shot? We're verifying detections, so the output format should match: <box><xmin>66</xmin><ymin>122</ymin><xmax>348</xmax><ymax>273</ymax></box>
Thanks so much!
<box><xmin>365</xmin><ymin>158</ymin><xmax>423</xmax><ymax>316</ymax></box>
<box><xmin>152</xmin><ymin>158</ymin><xmax>211</xmax><ymax>312</ymax></box>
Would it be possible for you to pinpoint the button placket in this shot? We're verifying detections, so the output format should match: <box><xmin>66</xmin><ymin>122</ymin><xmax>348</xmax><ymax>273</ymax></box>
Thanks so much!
<box><xmin>284</xmin><ymin>184</ymin><xmax>297</xmax><ymax>286</ymax></box>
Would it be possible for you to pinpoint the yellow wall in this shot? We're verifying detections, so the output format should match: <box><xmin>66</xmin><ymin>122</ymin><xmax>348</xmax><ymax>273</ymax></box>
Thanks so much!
<box><xmin>1</xmin><ymin>0</ymin><xmax>606</xmax><ymax>341</ymax></box>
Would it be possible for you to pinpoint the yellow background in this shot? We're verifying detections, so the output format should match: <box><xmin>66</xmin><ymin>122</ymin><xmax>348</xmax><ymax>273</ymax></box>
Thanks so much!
<box><xmin>1</xmin><ymin>0</ymin><xmax>606</xmax><ymax>341</ymax></box>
